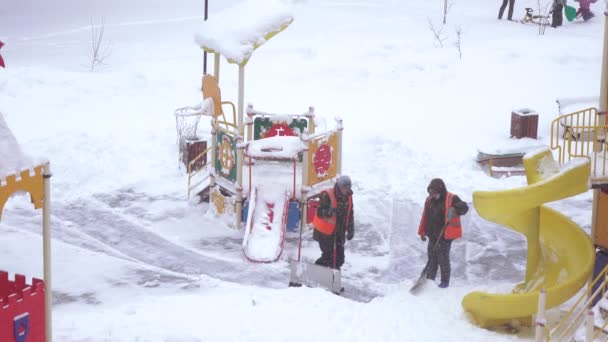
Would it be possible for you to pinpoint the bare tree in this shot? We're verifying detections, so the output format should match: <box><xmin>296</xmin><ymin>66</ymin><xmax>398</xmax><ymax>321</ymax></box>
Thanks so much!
<box><xmin>454</xmin><ymin>26</ymin><xmax>463</xmax><ymax>59</ymax></box>
<box><xmin>89</xmin><ymin>17</ymin><xmax>111</xmax><ymax>71</ymax></box>
<box><xmin>428</xmin><ymin>18</ymin><xmax>447</xmax><ymax>48</ymax></box>
<box><xmin>443</xmin><ymin>0</ymin><xmax>454</xmax><ymax>24</ymax></box>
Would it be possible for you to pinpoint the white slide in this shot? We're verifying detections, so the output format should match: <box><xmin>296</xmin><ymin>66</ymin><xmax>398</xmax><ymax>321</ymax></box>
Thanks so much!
<box><xmin>242</xmin><ymin>186</ymin><xmax>289</xmax><ymax>263</ymax></box>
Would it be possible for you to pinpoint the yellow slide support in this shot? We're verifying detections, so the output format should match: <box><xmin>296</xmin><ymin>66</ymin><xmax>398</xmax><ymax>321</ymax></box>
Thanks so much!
<box><xmin>462</xmin><ymin>148</ymin><xmax>594</xmax><ymax>328</ymax></box>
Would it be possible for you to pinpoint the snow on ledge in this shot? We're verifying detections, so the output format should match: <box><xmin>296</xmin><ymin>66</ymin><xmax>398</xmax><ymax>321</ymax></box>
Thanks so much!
<box><xmin>194</xmin><ymin>0</ymin><xmax>294</xmax><ymax>65</ymax></box>
<box><xmin>512</xmin><ymin>108</ymin><xmax>538</xmax><ymax>116</ymax></box>
<box><xmin>523</xmin><ymin>146</ymin><xmax>551</xmax><ymax>161</ymax></box>
<box><xmin>524</xmin><ymin>146</ymin><xmax>590</xmax><ymax>181</ymax></box>
<box><xmin>245</xmin><ymin>136</ymin><xmax>307</xmax><ymax>159</ymax></box>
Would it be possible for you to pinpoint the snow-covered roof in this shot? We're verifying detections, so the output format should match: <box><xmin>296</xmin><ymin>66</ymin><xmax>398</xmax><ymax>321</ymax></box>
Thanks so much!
<box><xmin>194</xmin><ymin>0</ymin><xmax>294</xmax><ymax>66</ymax></box>
<box><xmin>245</xmin><ymin>136</ymin><xmax>307</xmax><ymax>159</ymax></box>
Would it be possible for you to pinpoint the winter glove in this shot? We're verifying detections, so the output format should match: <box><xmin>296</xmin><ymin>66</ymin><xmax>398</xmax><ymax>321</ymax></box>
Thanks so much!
<box><xmin>346</xmin><ymin>229</ymin><xmax>354</xmax><ymax>241</ymax></box>
<box><xmin>317</xmin><ymin>207</ymin><xmax>336</xmax><ymax>218</ymax></box>
<box><xmin>420</xmin><ymin>235</ymin><xmax>427</xmax><ymax>241</ymax></box>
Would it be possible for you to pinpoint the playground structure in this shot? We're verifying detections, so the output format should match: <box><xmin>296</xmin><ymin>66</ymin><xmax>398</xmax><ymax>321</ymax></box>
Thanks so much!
<box><xmin>463</xmin><ymin>148</ymin><xmax>594</xmax><ymax>328</ymax></box>
<box><xmin>174</xmin><ymin>0</ymin><xmax>345</xmax><ymax>263</ymax></box>
<box><xmin>0</xmin><ymin>163</ymin><xmax>52</xmax><ymax>342</ymax></box>
<box><xmin>463</xmin><ymin>102</ymin><xmax>608</xmax><ymax>338</ymax></box>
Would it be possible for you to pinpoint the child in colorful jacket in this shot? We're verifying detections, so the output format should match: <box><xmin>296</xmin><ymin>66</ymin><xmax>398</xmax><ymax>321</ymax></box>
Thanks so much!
<box><xmin>575</xmin><ymin>0</ymin><xmax>598</xmax><ymax>21</ymax></box>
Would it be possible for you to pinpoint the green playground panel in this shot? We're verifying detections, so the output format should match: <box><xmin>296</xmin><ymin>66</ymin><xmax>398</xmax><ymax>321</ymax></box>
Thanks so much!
<box><xmin>215</xmin><ymin>131</ymin><xmax>237</xmax><ymax>182</ymax></box>
<box><xmin>253</xmin><ymin>117</ymin><xmax>308</xmax><ymax>140</ymax></box>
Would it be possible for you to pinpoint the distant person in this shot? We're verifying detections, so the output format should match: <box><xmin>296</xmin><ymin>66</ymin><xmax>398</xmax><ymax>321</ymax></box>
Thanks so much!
<box><xmin>418</xmin><ymin>178</ymin><xmax>468</xmax><ymax>288</ymax></box>
<box><xmin>498</xmin><ymin>0</ymin><xmax>516</xmax><ymax>20</ymax></box>
<box><xmin>312</xmin><ymin>175</ymin><xmax>355</xmax><ymax>270</ymax></box>
<box><xmin>551</xmin><ymin>0</ymin><xmax>567</xmax><ymax>27</ymax></box>
<box><xmin>575</xmin><ymin>0</ymin><xmax>597</xmax><ymax>21</ymax></box>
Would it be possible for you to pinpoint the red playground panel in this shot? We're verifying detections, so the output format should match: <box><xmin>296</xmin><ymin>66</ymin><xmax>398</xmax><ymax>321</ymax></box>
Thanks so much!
<box><xmin>0</xmin><ymin>271</ymin><xmax>45</xmax><ymax>342</ymax></box>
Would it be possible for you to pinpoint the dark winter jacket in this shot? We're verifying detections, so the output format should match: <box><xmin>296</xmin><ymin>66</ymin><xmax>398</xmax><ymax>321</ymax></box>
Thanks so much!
<box><xmin>313</xmin><ymin>184</ymin><xmax>354</xmax><ymax>241</ymax></box>
<box><xmin>422</xmin><ymin>179</ymin><xmax>468</xmax><ymax>240</ymax></box>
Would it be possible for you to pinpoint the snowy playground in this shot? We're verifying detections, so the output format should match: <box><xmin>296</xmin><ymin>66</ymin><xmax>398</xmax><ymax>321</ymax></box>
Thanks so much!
<box><xmin>1</xmin><ymin>0</ymin><xmax>608</xmax><ymax>341</ymax></box>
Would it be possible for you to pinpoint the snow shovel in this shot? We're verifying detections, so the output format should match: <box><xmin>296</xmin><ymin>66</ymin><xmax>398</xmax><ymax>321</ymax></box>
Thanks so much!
<box><xmin>409</xmin><ymin>209</ymin><xmax>454</xmax><ymax>294</ymax></box>
<box><xmin>565</xmin><ymin>5</ymin><xmax>577</xmax><ymax>22</ymax></box>
<box><xmin>288</xmin><ymin>207</ymin><xmax>342</xmax><ymax>294</ymax></box>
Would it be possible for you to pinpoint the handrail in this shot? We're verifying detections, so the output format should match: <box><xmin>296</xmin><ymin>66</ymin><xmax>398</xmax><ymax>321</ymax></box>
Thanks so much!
<box><xmin>550</xmin><ymin>108</ymin><xmax>607</xmax><ymax>183</ymax></box>
<box><xmin>213</xmin><ymin>121</ymin><xmax>239</xmax><ymax>136</ymax></box>
<box><xmin>187</xmin><ymin>146</ymin><xmax>212</xmax><ymax>198</ymax></box>
<box><xmin>548</xmin><ymin>262</ymin><xmax>608</xmax><ymax>341</ymax></box>
<box><xmin>220</xmin><ymin>101</ymin><xmax>237</xmax><ymax>129</ymax></box>
<box><xmin>216</xmin><ymin>120</ymin><xmax>238</xmax><ymax>130</ymax></box>
<box><xmin>592</xmin><ymin>311</ymin><xmax>608</xmax><ymax>341</ymax></box>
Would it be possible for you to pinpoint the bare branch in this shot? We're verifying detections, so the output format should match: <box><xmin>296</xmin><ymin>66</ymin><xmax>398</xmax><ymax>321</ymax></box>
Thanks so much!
<box><xmin>443</xmin><ymin>0</ymin><xmax>454</xmax><ymax>24</ymax></box>
<box><xmin>453</xmin><ymin>26</ymin><xmax>463</xmax><ymax>60</ymax></box>
<box><xmin>90</xmin><ymin>17</ymin><xmax>111</xmax><ymax>71</ymax></box>
<box><xmin>427</xmin><ymin>17</ymin><xmax>447</xmax><ymax>48</ymax></box>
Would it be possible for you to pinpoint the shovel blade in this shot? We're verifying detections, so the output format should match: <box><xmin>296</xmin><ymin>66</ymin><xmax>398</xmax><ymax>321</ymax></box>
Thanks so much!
<box><xmin>409</xmin><ymin>268</ymin><xmax>429</xmax><ymax>294</ymax></box>
<box><xmin>289</xmin><ymin>260</ymin><xmax>342</xmax><ymax>294</ymax></box>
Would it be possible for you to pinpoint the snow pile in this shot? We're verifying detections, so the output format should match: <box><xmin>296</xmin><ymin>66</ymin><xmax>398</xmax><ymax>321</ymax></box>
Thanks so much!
<box><xmin>0</xmin><ymin>112</ymin><xmax>30</xmax><ymax>179</ymax></box>
<box><xmin>246</xmin><ymin>135</ymin><xmax>307</xmax><ymax>159</ymax></box>
<box><xmin>477</xmin><ymin>137</ymin><xmax>546</xmax><ymax>156</ymax></box>
<box><xmin>536</xmin><ymin>153</ymin><xmax>561</xmax><ymax>179</ymax></box>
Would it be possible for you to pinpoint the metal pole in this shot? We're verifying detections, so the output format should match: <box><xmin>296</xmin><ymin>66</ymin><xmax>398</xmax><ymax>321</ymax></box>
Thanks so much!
<box><xmin>43</xmin><ymin>163</ymin><xmax>52</xmax><ymax>342</ymax></box>
<box><xmin>337</xmin><ymin>117</ymin><xmax>343</xmax><ymax>175</ymax></box>
<box><xmin>210</xmin><ymin>125</ymin><xmax>216</xmax><ymax>188</ymax></box>
<box><xmin>235</xmin><ymin>65</ymin><xmax>245</xmax><ymax>228</ymax></box>
<box><xmin>591</xmin><ymin>3</ymin><xmax>608</xmax><ymax>293</ymax></box>
<box><xmin>203</xmin><ymin>0</ymin><xmax>209</xmax><ymax>74</ymax></box>
<box><xmin>534</xmin><ymin>289</ymin><xmax>546</xmax><ymax>342</ymax></box>
<box><xmin>585</xmin><ymin>310</ymin><xmax>594</xmax><ymax>341</ymax></box>
<box><xmin>214</xmin><ymin>53</ymin><xmax>220</xmax><ymax>82</ymax></box>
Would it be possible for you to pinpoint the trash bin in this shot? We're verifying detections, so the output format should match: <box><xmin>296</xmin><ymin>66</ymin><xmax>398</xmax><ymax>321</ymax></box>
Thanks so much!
<box><xmin>511</xmin><ymin>109</ymin><xmax>539</xmax><ymax>139</ymax></box>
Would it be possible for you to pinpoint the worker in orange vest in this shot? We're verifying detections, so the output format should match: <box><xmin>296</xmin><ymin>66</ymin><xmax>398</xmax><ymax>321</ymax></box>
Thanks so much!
<box><xmin>418</xmin><ymin>178</ymin><xmax>468</xmax><ymax>288</ymax></box>
<box><xmin>312</xmin><ymin>175</ymin><xmax>355</xmax><ymax>269</ymax></box>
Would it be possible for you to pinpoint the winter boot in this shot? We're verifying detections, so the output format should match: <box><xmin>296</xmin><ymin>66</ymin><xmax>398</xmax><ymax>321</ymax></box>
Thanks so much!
<box><xmin>438</xmin><ymin>281</ymin><xmax>449</xmax><ymax>288</ymax></box>
<box><xmin>315</xmin><ymin>257</ymin><xmax>329</xmax><ymax>267</ymax></box>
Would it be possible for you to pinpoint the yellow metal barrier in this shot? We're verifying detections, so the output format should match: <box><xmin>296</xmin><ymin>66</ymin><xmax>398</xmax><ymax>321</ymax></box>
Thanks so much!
<box><xmin>551</xmin><ymin>108</ymin><xmax>607</xmax><ymax>184</ymax></box>
<box><xmin>220</xmin><ymin>101</ymin><xmax>237</xmax><ymax>130</ymax></box>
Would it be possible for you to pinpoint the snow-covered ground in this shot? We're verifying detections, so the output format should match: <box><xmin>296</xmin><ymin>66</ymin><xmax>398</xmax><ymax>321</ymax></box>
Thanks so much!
<box><xmin>0</xmin><ymin>0</ymin><xmax>604</xmax><ymax>340</ymax></box>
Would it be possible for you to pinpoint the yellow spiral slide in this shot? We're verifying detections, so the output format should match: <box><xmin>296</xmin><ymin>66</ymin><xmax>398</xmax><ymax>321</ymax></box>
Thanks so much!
<box><xmin>462</xmin><ymin>148</ymin><xmax>594</xmax><ymax>328</ymax></box>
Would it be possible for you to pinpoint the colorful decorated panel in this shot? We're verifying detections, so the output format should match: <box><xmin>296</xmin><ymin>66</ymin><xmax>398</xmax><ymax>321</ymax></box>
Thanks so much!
<box><xmin>253</xmin><ymin>117</ymin><xmax>307</xmax><ymax>140</ymax></box>
<box><xmin>595</xmin><ymin>189</ymin><xmax>608</xmax><ymax>250</ymax></box>
<box><xmin>0</xmin><ymin>272</ymin><xmax>46</xmax><ymax>342</ymax></box>
<box><xmin>306</xmin><ymin>132</ymin><xmax>339</xmax><ymax>186</ymax></box>
<box><xmin>214</xmin><ymin>131</ymin><xmax>237</xmax><ymax>183</ymax></box>
<box><xmin>0</xmin><ymin>165</ymin><xmax>45</xmax><ymax>220</ymax></box>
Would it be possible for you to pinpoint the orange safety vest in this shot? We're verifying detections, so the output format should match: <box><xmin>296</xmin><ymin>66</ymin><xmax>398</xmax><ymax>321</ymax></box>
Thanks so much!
<box><xmin>417</xmin><ymin>192</ymin><xmax>462</xmax><ymax>240</ymax></box>
<box><xmin>312</xmin><ymin>189</ymin><xmax>353</xmax><ymax>235</ymax></box>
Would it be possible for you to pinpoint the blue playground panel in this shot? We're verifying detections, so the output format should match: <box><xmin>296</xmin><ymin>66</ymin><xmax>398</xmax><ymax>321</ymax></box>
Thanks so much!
<box><xmin>592</xmin><ymin>249</ymin><xmax>608</xmax><ymax>306</ymax></box>
<box><xmin>242</xmin><ymin>200</ymin><xmax>300</xmax><ymax>232</ymax></box>
<box><xmin>286</xmin><ymin>201</ymin><xmax>300</xmax><ymax>232</ymax></box>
